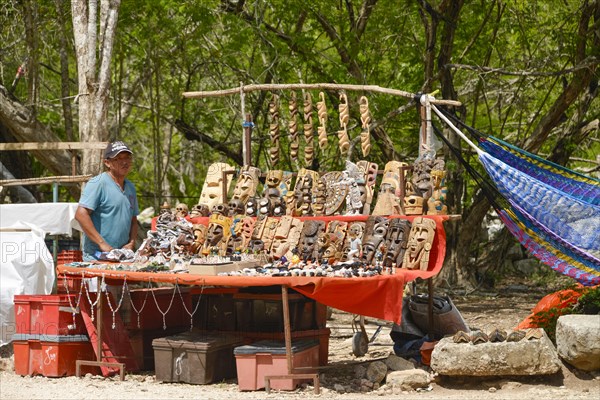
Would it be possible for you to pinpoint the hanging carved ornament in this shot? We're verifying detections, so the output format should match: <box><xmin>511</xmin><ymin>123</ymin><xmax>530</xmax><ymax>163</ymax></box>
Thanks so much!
<box><xmin>198</xmin><ymin>162</ymin><xmax>235</xmax><ymax>211</ymax></box>
<box><xmin>337</xmin><ymin>93</ymin><xmax>350</xmax><ymax>155</ymax></box>
<box><xmin>303</xmin><ymin>92</ymin><xmax>314</xmax><ymax>166</ymax></box>
<box><xmin>321</xmin><ymin>171</ymin><xmax>348</xmax><ymax>216</ymax></box>
<box><xmin>402</xmin><ymin>217</ymin><xmax>436</xmax><ymax>271</ymax></box>
<box><xmin>359</xmin><ymin>96</ymin><xmax>372</xmax><ymax>156</ymax></box>
<box><xmin>288</xmin><ymin>92</ymin><xmax>299</xmax><ymax>162</ymax></box>
<box><xmin>269</xmin><ymin>93</ymin><xmax>280</xmax><ymax>166</ymax></box>
<box><xmin>231</xmin><ymin>165</ymin><xmax>261</xmax><ymax>205</ymax></box>
<box><xmin>316</xmin><ymin>91</ymin><xmax>328</xmax><ymax>150</ymax></box>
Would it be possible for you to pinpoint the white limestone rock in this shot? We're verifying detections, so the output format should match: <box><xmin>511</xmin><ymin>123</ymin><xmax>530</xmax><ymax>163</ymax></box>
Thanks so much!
<box><xmin>385</xmin><ymin>353</ymin><xmax>416</xmax><ymax>371</ymax></box>
<box><xmin>386</xmin><ymin>369</ymin><xmax>430</xmax><ymax>390</ymax></box>
<box><xmin>556</xmin><ymin>314</ymin><xmax>600</xmax><ymax>371</ymax></box>
<box><xmin>430</xmin><ymin>330</ymin><xmax>561</xmax><ymax>376</ymax></box>
<box><xmin>366</xmin><ymin>360</ymin><xmax>388</xmax><ymax>384</ymax></box>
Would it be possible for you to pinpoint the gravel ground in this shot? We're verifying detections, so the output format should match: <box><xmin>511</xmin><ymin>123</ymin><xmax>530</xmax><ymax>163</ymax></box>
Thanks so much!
<box><xmin>1</xmin><ymin>289</ymin><xmax>599</xmax><ymax>400</ymax></box>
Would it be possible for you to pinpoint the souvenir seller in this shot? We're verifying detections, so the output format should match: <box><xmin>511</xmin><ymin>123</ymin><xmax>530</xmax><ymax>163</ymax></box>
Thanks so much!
<box><xmin>75</xmin><ymin>141</ymin><xmax>139</xmax><ymax>261</ymax></box>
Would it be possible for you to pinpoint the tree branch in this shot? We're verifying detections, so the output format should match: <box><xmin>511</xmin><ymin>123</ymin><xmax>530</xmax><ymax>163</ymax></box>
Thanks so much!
<box><xmin>173</xmin><ymin>118</ymin><xmax>243</xmax><ymax>166</ymax></box>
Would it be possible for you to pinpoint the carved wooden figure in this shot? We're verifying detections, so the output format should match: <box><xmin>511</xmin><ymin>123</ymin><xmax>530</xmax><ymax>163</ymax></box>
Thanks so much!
<box><xmin>198</xmin><ymin>162</ymin><xmax>235</xmax><ymax>211</ymax></box>
<box><xmin>303</xmin><ymin>92</ymin><xmax>314</xmax><ymax>166</ymax></box>
<box><xmin>337</xmin><ymin>93</ymin><xmax>350</xmax><ymax>155</ymax></box>
<box><xmin>427</xmin><ymin>159</ymin><xmax>448</xmax><ymax>215</ymax></box>
<box><xmin>317</xmin><ymin>91</ymin><xmax>328</xmax><ymax>150</ymax></box>
<box><xmin>383</xmin><ymin>218</ymin><xmax>411</xmax><ymax>267</ymax></box>
<box><xmin>340</xmin><ymin>222</ymin><xmax>365</xmax><ymax>262</ymax></box>
<box><xmin>372</xmin><ymin>161</ymin><xmax>408</xmax><ymax>216</ymax></box>
<box><xmin>190</xmin><ymin>204</ymin><xmax>210</xmax><ymax>218</ymax></box>
<box><xmin>175</xmin><ymin>203</ymin><xmax>189</xmax><ymax>219</ymax></box>
<box><xmin>402</xmin><ymin>217</ymin><xmax>436</xmax><ymax>270</ymax></box>
<box><xmin>298</xmin><ymin>220</ymin><xmax>325</xmax><ymax>263</ymax></box>
<box><xmin>270</xmin><ymin>216</ymin><xmax>304</xmax><ymax>261</ymax></box>
<box><xmin>357</xmin><ymin>160</ymin><xmax>378</xmax><ymax>215</ymax></box>
<box><xmin>191</xmin><ymin>224</ymin><xmax>207</xmax><ymax>254</ymax></box>
<box><xmin>202</xmin><ymin>214</ymin><xmax>233</xmax><ymax>256</ymax></box>
<box><xmin>269</xmin><ymin>93</ymin><xmax>280</xmax><ymax>166</ymax></box>
<box><xmin>321</xmin><ymin>171</ymin><xmax>347</xmax><ymax>215</ymax></box>
<box><xmin>231</xmin><ymin>165</ymin><xmax>261</xmax><ymax>205</ymax></box>
<box><xmin>294</xmin><ymin>168</ymin><xmax>319</xmax><ymax>216</ymax></box>
<box><xmin>359</xmin><ymin>96</ymin><xmax>372</xmax><ymax>156</ymax></box>
<box><xmin>288</xmin><ymin>92</ymin><xmax>300</xmax><ymax>162</ymax></box>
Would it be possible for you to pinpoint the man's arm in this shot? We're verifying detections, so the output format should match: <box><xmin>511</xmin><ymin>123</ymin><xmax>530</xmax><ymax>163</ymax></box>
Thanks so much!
<box><xmin>74</xmin><ymin>206</ymin><xmax>113</xmax><ymax>252</ymax></box>
<box><xmin>122</xmin><ymin>216</ymin><xmax>138</xmax><ymax>251</ymax></box>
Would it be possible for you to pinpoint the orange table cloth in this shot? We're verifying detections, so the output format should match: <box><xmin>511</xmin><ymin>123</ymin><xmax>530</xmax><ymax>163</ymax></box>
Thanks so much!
<box><xmin>60</xmin><ymin>215</ymin><xmax>448</xmax><ymax>324</ymax></box>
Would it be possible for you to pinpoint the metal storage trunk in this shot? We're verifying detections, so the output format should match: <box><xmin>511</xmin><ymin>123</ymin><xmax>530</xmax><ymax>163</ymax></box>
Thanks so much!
<box><xmin>152</xmin><ymin>332</ymin><xmax>243</xmax><ymax>384</ymax></box>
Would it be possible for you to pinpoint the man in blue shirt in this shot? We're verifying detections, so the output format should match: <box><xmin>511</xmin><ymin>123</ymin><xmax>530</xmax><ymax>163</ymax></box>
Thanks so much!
<box><xmin>75</xmin><ymin>141</ymin><xmax>139</xmax><ymax>261</ymax></box>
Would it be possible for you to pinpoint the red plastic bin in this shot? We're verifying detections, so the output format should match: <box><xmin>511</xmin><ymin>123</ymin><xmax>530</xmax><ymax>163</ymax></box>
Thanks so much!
<box><xmin>12</xmin><ymin>334</ymin><xmax>99</xmax><ymax>377</ymax></box>
<box><xmin>234</xmin><ymin>340</ymin><xmax>319</xmax><ymax>391</ymax></box>
<box><xmin>13</xmin><ymin>294</ymin><xmax>86</xmax><ymax>336</ymax></box>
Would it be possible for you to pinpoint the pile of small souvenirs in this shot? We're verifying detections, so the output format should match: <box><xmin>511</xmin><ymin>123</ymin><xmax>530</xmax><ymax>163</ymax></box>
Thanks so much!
<box><xmin>131</xmin><ymin>154</ymin><xmax>448</xmax><ymax>278</ymax></box>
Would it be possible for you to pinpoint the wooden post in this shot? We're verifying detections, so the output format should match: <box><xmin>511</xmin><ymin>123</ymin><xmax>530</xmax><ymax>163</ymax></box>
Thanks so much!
<box><xmin>243</xmin><ymin>113</ymin><xmax>253</xmax><ymax>166</ymax></box>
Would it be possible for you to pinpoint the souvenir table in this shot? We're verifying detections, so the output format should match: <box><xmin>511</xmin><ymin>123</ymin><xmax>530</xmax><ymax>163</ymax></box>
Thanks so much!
<box><xmin>57</xmin><ymin>214</ymin><xmax>449</xmax><ymax>387</ymax></box>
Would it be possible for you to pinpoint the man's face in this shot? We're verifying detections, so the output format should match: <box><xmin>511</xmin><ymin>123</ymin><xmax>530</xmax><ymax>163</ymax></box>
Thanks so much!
<box><xmin>105</xmin><ymin>153</ymin><xmax>133</xmax><ymax>177</ymax></box>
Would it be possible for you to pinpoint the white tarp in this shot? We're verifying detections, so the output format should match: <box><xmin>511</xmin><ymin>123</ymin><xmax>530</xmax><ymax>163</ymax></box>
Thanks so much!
<box><xmin>0</xmin><ymin>202</ymin><xmax>81</xmax><ymax>234</ymax></box>
<box><xmin>0</xmin><ymin>203</ymin><xmax>80</xmax><ymax>345</ymax></box>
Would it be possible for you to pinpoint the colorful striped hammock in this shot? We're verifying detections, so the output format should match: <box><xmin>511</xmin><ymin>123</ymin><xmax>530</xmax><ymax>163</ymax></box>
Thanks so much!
<box><xmin>433</xmin><ymin>107</ymin><xmax>600</xmax><ymax>286</ymax></box>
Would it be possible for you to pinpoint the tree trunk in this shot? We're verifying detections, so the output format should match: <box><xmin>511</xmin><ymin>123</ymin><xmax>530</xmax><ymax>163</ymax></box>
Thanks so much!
<box><xmin>71</xmin><ymin>0</ymin><xmax>121</xmax><ymax>176</ymax></box>
<box><xmin>0</xmin><ymin>86</ymin><xmax>72</xmax><ymax>175</ymax></box>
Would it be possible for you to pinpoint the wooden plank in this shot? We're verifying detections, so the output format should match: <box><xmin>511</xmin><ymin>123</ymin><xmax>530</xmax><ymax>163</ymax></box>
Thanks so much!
<box><xmin>0</xmin><ymin>175</ymin><xmax>92</xmax><ymax>186</ymax></box>
<box><xmin>0</xmin><ymin>142</ymin><xmax>108</xmax><ymax>151</ymax></box>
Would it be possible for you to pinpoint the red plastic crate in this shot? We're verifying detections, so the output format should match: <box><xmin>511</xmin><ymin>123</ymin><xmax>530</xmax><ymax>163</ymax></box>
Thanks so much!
<box><xmin>234</xmin><ymin>340</ymin><xmax>319</xmax><ymax>391</ymax></box>
<box><xmin>14</xmin><ymin>294</ymin><xmax>86</xmax><ymax>335</ymax></box>
<box><xmin>56</xmin><ymin>250</ymin><xmax>83</xmax><ymax>264</ymax></box>
<box><xmin>13</xmin><ymin>334</ymin><xmax>99</xmax><ymax>377</ymax></box>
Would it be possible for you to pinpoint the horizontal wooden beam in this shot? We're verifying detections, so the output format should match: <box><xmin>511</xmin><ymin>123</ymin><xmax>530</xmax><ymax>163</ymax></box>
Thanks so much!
<box><xmin>0</xmin><ymin>142</ymin><xmax>108</xmax><ymax>151</ymax></box>
<box><xmin>0</xmin><ymin>175</ymin><xmax>92</xmax><ymax>186</ymax></box>
<box><xmin>183</xmin><ymin>83</ymin><xmax>462</xmax><ymax>106</ymax></box>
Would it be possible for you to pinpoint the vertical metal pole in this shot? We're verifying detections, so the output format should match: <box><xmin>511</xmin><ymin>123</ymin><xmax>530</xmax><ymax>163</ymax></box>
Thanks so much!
<box><xmin>52</xmin><ymin>182</ymin><xmax>59</xmax><ymax>294</ymax></box>
<box><xmin>427</xmin><ymin>278</ymin><xmax>434</xmax><ymax>337</ymax></box>
<box><xmin>282</xmin><ymin>285</ymin><xmax>293</xmax><ymax>374</ymax></box>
